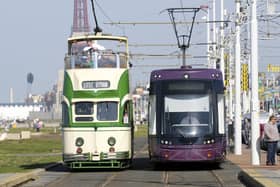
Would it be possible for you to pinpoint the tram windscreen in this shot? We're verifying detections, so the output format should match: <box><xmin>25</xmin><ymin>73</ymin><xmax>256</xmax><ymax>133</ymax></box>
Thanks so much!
<box><xmin>163</xmin><ymin>94</ymin><xmax>213</xmax><ymax>137</ymax></box>
<box><xmin>97</xmin><ymin>102</ymin><xmax>118</xmax><ymax>121</ymax></box>
<box><xmin>75</xmin><ymin>102</ymin><xmax>94</xmax><ymax>115</ymax></box>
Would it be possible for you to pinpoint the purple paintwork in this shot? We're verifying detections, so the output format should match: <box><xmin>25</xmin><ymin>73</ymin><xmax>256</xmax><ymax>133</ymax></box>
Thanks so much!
<box><xmin>150</xmin><ymin>139</ymin><xmax>226</xmax><ymax>162</ymax></box>
<box><xmin>150</xmin><ymin>68</ymin><xmax>223</xmax><ymax>82</ymax></box>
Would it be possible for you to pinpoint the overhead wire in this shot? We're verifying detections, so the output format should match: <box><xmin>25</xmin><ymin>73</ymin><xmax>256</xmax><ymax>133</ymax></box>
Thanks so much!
<box><xmin>94</xmin><ymin>0</ymin><xmax>126</xmax><ymax>35</ymax></box>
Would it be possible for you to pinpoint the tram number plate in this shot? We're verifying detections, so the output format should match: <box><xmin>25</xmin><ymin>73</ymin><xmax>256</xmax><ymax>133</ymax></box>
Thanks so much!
<box><xmin>82</xmin><ymin>81</ymin><xmax>110</xmax><ymax>89</ymax></box>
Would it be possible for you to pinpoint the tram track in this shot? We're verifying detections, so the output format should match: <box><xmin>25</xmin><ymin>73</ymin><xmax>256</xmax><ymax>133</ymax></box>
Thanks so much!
<box><xmin>21</xmin><ymin>137</ymin><xmax>244</xmax><ymax>187</ymax></box>
<box><xmin>162</xmin><ymin>171</ymin><xmax>169</xmax><ymax>187</ymax></box>
<box><xmin>210</xmin><ymin>169</ymin><xmax>225</xmax><ymax>187</ymax></box>
<box><xmin>161</xmin><ymin>169</ymin><xmax>227</xmax><ymax>187</ymax></box>
<box><xmin>99</xmin><ymin>173</ymin><xmax>117</xmax><ymax>187</ymax></box>
<box><xmin>98</xmin><ymin>142</ymin><xmax>149</xmax><ymax>187</ymax></box>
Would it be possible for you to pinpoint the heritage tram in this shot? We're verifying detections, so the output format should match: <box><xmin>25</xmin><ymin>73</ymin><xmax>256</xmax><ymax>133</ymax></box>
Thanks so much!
<box><xmin>148</xmin><ymin>68</ymin><xmax>226</xmax><ymax>164</ymax></box>
<box><xmin>61</xmin><ymin>33</ymin><xmax>134</xmax><ymax>169</ymax></box>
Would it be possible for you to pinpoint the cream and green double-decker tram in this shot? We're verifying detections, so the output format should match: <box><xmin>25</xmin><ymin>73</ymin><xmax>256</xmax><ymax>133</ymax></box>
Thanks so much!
<box><xmin>62</xmin><ymin>33</ymin><xmax>133</xmax><ymax>169</ymax></box>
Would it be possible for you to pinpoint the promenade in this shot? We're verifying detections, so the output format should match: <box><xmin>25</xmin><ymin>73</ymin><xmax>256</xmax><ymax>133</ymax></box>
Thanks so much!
<box><xmin>228</xmin><ymin>144</ymin><xmax>280</xmax><ymax>187</ymax></box>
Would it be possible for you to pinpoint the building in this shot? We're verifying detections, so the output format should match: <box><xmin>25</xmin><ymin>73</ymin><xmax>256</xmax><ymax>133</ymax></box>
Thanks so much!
<box><xmin>0</xmin><ymin>103</ymin><xmax>43</xmax><ymax>121</ymax></box>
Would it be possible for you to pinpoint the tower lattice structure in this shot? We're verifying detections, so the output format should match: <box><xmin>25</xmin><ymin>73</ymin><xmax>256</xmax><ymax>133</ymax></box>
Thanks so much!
<box><xmin>72</xmin><ymin>0</ymin><xmax>91</xmax><ymax>35</ymax></box>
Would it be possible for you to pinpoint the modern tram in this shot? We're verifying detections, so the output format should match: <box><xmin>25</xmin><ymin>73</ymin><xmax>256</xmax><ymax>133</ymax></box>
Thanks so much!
<box><xmin>148</xmin><ymin>67</ymin><xmax>226</xmax><ymax>164</ymax></box>
<box><xmin>61</xmin><ymin>34</ymin><xmax>134</xmax><ymax>169</ymax></box>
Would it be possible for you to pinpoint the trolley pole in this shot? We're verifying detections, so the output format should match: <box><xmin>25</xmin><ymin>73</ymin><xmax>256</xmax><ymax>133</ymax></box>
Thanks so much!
<box><xmin>234</xmin><ymin>0</ymin><xmax>242</xmax><ymax>155</ymax></box>
<box><xmin>250</xmin><ymin>0</ymin><xmax>260</xmax><ymax>165</ymax></box>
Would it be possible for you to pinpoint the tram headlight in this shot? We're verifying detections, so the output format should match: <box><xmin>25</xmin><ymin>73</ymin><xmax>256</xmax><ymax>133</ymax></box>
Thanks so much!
<box><xmin>160</xmin><ymin>140</ymin><xmax>172</xmax><ymax>145</ymax></box>
<box><xmin>108</xmin><ymin>137</ymin><xmax>116</xmax><ymax>146</ymax></box>
<box><xmin>75</xmin><ymin>137</ymin><xmax>84</xmax><ymax>147</ymax></box>
<box><xmin>184</xmin><ymin>74</ymin><xmax>189</xmax><ymax>79</ymax></box>
<box><xmin>203</xmin><ymin>138</ymin><xmax>215</xmax><ymax>144</ymax></box>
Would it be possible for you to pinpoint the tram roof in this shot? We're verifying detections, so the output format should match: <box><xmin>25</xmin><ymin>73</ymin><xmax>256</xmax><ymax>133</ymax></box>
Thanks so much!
<box><xmin>68</xmin><ymin>33</ymin><xmax>128</xmax><ymax>44</ymax></box>
<box><xmin>150</xmin><ymin>68</ymin><xmax>223</xmax><ymax>81</ymax></box>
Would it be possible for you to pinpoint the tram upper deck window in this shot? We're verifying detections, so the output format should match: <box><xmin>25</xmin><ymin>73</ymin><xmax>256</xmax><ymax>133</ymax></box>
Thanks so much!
<box><xmin>69</xmin><ymin>40</ymin><xmax>128</xmax><ymax>69</ymax></box>
<box><xmin>98</xmin><ymin>53</ymin><xmax>117</xmax><ymax>68</ymax></box>
<box><xmin>119</xmin><ymin>53</ymin><xmax>127</xmax><ymax>68</ymax></box>
<box><xmin>70</xmin><ymin>51</ymin><xmax>127</xmax><ymax>69</ymax></box>
<box><xmin>97</xmin><ymin>102</ymin><xmax>118</xmax><ymax>121</ymax></box>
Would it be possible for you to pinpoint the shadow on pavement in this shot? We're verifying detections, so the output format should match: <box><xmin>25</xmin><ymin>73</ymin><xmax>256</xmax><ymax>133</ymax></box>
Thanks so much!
<box><xmin>20</xmin><ymin>162</ymin><xmax>58</xmax><ymax>170</ymax></box>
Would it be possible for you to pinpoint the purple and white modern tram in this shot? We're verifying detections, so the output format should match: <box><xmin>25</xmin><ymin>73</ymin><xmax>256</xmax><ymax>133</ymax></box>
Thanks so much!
<box><xmin>148</xmin><ymin>67</ymin><xmax>226</xmax><ymax>164</ymax></box>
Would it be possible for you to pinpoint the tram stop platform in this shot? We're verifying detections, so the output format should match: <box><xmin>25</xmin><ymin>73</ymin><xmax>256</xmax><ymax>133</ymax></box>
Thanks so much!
<box><xmin>228</xmin><ymin>144</ymin><xmax>280</xmax><ymax>187</ymax></box>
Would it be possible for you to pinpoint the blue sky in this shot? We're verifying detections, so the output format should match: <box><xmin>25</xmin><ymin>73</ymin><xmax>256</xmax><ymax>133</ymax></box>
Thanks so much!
<box><xmin>0</xmin><ymin>1</ymin><xmax>72</xmax><ymax>102</ymax></box>
<box><xmin>0</xmin><ymin>0</ymin><xmax>278</xmax><ymax>102</ymax></box>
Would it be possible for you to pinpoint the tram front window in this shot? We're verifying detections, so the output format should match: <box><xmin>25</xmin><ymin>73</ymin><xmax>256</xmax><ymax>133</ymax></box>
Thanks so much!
<box><xmin>75</xmin><ymin>102</ymin><xmax>94</xmax><ymax>115</ymax></box>
<box><xmin>163</xmin><ymin>94</ymin><xmax>213</xmax><ymax>137</ymax></box>
<box><xmin>97</xmin><ymin>102</ymin><xmax>118</xmax><ymax>121</ymax></box>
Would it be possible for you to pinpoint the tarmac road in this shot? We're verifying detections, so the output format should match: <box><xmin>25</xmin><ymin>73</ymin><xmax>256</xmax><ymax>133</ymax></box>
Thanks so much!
<box><xmin>21</xmin><ymin>137</ymin><xmax>244</xmax><ymax>187</ymax></box>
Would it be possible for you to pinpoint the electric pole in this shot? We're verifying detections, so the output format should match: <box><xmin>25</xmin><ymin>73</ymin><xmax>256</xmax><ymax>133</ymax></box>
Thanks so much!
<box><xmin>220</xmin><ymin>0</ymin><xmax>225</xmax><ymax>79</ymax></box>
<box><xmin>212</xmin><ymin>0</ymin><xmax>216</xmax><ymax>68</ymax></box>
<box><xmin>235</xmin><ymin>0</ymin><xmax>242</xmax><ymax>155</ymax></box>
<box><xmin>251</xmin><ymin>0</ymin><xmax>260</xmax><ymax>165</ymax></box>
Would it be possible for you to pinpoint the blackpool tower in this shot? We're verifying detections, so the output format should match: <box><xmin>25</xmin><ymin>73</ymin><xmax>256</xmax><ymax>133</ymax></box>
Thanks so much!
<box><xmin>72</xmin><ymin>0</ymin><xmax>91</xmax><ymax>35</ymax></box>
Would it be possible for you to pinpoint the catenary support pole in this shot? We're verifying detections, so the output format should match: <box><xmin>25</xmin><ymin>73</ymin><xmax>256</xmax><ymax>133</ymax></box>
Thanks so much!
<box><xmin>207</xmin><ymin>7</ymin><xmax>211</xmax><ymax>67</ymax></box>
<box><xmin>251</xmin><ymin>0</ymin><xmax>260</xmax><ymax>165</ymax></box>
<box><xmin>234</xmin><ymin>0</ymin><xmax>242</xmax><ymax>155</ymax></box>
<box><xmin>212</xmin><ymin>0</ymin><xmax>216</xmax><ymax>68</ymax></box>
<box><xmin>220</xmin><ymin>0</ymin><xmax>225</xmax><ymax>79</ymax></box>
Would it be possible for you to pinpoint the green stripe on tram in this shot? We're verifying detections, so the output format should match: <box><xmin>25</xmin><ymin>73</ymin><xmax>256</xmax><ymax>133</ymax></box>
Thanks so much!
<box><xmin>63</xmin><ymin>70</ymin><xmax>129</xmax><ymax>100</ymax></box>
<box><xmin>63</xmin><ymin>70</ymin><xmax>130</xmax><ymax>127</ymax></box>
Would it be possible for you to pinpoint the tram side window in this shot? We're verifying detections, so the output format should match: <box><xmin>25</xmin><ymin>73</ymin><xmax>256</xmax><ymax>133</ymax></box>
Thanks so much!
<box><xmin>148</xmin><ymin>95</ymin><xmax>156</xmax><ymax>135</ymax></box>
<box><xmin>62</xmin><ymin>102</ymin><xmax>69</xmax><ymax>127</ymax></box>
<box><xmin>123</xmin><ymin>102</ymin><xmax>130</xmax><ymax>124</ymax></box>
<box><xmin>119</xmin><ymin>53</ymin><xmax>127</xmax><ymax>68</ymax></box>
<box><xmin>217</xmin><ymin>94</ymin><xmax>225</xmax><ymax>134</ymax></box>
<box><xmin>64</xmin><ymin>55</ymin><xmax>71</xmax><ymax>69</ymax></box>
<box><xmin>97</xmin><ymin>102</ymin><xmax>118</xmax><ymax>121</ymax></box>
